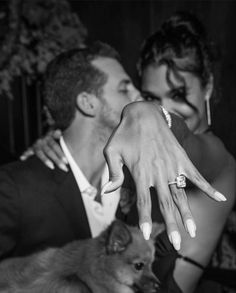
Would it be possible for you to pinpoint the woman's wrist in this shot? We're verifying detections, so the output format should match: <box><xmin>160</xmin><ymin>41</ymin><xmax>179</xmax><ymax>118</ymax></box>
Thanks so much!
<box><xmin>121</xmin><ymin>101</ymin><xmax>190</xmax><ymax>147</ymax></box>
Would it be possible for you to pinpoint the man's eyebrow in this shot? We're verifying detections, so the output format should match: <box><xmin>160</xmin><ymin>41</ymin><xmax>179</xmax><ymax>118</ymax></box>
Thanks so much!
<box><xmin>119</xmin><ymin>78</ymin><xmax>132</xmax><ymax>86</ymax></box>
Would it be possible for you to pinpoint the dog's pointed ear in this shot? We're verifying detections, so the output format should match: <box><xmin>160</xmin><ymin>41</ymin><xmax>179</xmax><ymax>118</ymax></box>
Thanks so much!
<box><xmin>106</xmin><ymin>221</ymin><xmax>132</xmax><ymax>254</ymax></box>
<box><xmin>151</xmin><ymin>222</ymin><xmax>165</xmax><ymax>240</ymax></box>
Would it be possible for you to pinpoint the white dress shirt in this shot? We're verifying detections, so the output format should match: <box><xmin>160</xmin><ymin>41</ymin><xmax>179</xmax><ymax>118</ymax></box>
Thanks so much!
<box><xmin>60</xmin><ymin>137</ymin><xmax>120</xmax><ymax>237</ymax></box>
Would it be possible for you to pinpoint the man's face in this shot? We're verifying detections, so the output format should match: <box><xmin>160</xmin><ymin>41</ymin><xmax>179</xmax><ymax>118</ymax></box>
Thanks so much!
<box><xmin>92</xmin><ymin>57</ymin><xmax>142</xmax><ymax>130</ymax></box>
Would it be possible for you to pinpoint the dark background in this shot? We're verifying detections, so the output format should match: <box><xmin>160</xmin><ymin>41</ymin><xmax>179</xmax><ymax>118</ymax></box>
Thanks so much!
<box><xmin>0</xmin><ymin>0</ymin><xmax>236</xmax><ymax>163</ymax></box>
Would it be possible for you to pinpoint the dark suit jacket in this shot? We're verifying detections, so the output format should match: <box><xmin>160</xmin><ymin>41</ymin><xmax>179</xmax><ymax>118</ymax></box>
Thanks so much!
<box><xmin>0</xmin><ymin>156</ymin><xmax>95</xmax><ymax>260</ymax></box>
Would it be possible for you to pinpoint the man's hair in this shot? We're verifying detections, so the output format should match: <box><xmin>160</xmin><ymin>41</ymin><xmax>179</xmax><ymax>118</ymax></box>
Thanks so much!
<box><xmin>43</xmin><ymin>41</ymin><xmax>121</xmax><ymax>130</ymax></box>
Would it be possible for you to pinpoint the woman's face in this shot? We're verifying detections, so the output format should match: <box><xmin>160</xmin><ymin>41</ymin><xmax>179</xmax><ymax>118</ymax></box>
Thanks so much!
<box><xmin>141</xmin><ymin>64</ymin><xmax>207</xmax><ymax>133</ymax></box>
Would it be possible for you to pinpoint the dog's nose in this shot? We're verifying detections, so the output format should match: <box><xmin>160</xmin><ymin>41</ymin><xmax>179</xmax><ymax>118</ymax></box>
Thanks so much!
<box><xmin>149</xmin><ymin>280</ymin><xmax>160</xmax><ymax>293</ymax></box>
<box><xmin>153</xmin><ymin>280</ymin><xmax>160</xmax><ymax>291</ymax></box>
<box><xmin>151</xmin><ymin>277</ymin><xmax>161</xmax><ymax>293</ymax></box>
<box><xmin>137</xmin><ymin>276</ymin><xmax>160</xmax><ymax>293</ymax></box>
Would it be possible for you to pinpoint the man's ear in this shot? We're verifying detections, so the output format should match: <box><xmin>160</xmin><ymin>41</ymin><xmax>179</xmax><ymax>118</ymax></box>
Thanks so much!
<box><xmin>76</xmin><ymin>92</ymin><xmax>98</xmax><ymax>117</ymax></box>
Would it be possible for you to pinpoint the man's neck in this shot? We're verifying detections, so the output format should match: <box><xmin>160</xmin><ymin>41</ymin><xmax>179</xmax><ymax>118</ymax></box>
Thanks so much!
<box><xmin>63</xmin><ymin>128</ymin><xmax>106</xmax><ymax>190</ymax></box>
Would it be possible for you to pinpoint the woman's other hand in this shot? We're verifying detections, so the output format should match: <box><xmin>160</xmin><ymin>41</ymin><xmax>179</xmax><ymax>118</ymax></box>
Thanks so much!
<box><xmin>20</xmin><ymin>129</ymin><xmax>68</xmax><ymax>172</ymax></box>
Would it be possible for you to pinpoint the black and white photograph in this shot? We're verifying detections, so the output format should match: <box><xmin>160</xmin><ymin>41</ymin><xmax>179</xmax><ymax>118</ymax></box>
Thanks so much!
<box><xmin>0</xmin><ymin>1</ymin><xmax>235</xmax><ymax>292</ymax></box>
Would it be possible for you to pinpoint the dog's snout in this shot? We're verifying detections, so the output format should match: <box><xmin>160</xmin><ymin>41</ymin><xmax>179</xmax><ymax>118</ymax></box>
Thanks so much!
<box><xmin>148</xmin><ymin>278</ymin><xmax>160</xmax><ymax>293</ymax></box>
<box><xmin>134</xmin><ymin>274</ymin><xmax>160</xmax><ymax>293</ymax></box>
<box><xmin>153</xmin><ymin>279</ymin><xmax>160</xmax><ymax>291</ymax></box>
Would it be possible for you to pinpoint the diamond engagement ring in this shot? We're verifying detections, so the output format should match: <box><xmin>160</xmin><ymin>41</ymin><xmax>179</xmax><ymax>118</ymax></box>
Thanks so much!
<box><xmin>168</xmin><ymin>175</ymin><xmax>186</xmax><ymax>188</ymax></box>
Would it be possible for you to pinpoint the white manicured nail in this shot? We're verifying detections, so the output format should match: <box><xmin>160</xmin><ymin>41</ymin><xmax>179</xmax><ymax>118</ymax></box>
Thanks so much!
<box><xmin>101</xmin><ymin>181</ymin><xmax>112</xmax><ymax>196</ymax></box>
<box><xmin>214</xmin><ymin>191</ymin><xmax>227</xmax><ymax>201</ymax></box>
<box><xmin>186</xmin><ymin>219</ymin><xmax>196</xmax><ymax>238</ymax></box>
<box><xmin>140</xmin><ymin>222</ymin><xmax>151</xmax><ymax>240</ymax></box>
<box><xmin>20</xmin><ymin>155</ymin><xmax>26</xmax><ymax>161</ymax></box>
<box><xmin>62</xmin><ymin>157</ymin><xmax>69</xmax><ymax>164</ymax></box>
<box><xmin>169</xmin><ymin>231</ymin><xmax>181</xmax><ymax>251</ymax></box>
<box><xmin>59</xmin><ymin>163</ymin><xmax>68</xmax><ymax>172</ymax></box>
<box><xmin>46</xmin><ymin>160</ymin><xmax>54</xmax><ymax>170</ymax></box>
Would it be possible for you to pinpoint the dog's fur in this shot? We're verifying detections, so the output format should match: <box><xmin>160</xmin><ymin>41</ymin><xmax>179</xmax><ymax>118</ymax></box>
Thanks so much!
<box><xmin>0</xmin><ymin>221</ymin><xmax>162</xmax><ymax>293</ymax></box>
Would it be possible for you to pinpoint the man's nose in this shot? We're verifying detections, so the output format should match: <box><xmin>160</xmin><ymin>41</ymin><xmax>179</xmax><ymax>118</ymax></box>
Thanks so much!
<box><xmin>134</xmin><ymin>89</ymin><xmax>144</xmax><ymax>102</ymax></box>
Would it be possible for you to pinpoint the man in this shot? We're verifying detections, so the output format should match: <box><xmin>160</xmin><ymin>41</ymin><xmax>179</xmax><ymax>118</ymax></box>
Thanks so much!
<box><xmin>0</xmin><ymin>42</ymin><xmax>140</xmax><ymax>259</ymax></box>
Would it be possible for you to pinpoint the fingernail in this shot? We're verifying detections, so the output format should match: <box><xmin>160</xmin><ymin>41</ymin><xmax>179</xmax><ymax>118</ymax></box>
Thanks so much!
<box><xmin>169</xmin><ymin>231</ymin><xmax>181</xmax><ymax>251</ymax></box>
<box><xmin>214</xmin><ymin>191</ymin><xmax>227</xmax><ymax>202</ymax></box>
<box><xmin>140</xmin><ymin>222</ymin><xmax>151</xmax><ymax>240</ymax></box>
<box><xmin>186</xmin><ymin>219</ymin><xmax>196</xmax><ymax>238</ymax></box>
<box><xmin>59</xmin><ymin>163</ymin><xmax>68</xmax><ymax>172</ymax></box>
<box><xmin>62</xmin><ymin>157</ymin><xmax>69</xmax><ymax>165</ymax></box>
<box><xmin>101</xmin><ymin>181</ymin><xmax>112</xmax><ymax>195</ymax></box>
<box><xmin>20</xmin><ymin>155</ymin><xmax>26</xmax><ymax>161</ymax></box>
<box><xmin>46</xmin><ymin>160</ymin><xmax>54</xmax><ymax>170</ymax></box>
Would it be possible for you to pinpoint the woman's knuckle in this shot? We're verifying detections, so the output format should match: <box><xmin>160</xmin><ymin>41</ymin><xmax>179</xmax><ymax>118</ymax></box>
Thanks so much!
<box><xmin>133</xmin><ymin>166</ymin><xmax>145</xmax><ymax>180</ymax></box>
<box><xmin>172</xmin><ymin>191</ymin><xmax>179</xmax><ymax>202</ymax></box>
<box><xmin>137</xmin><ymin>196</ymin><xmax>150</xmax><ymax>208</ymax></box>
<box><xmin>103</xmin><ymin>144</ymin><xmax>114</xmax><ymax>157</ymax></box>
<box><xmin>137</xmin><ymin>197</ymin><xmax>145</xmax><ymax>207</ymax></box>
<box><xmin>159</xmin><ymin>197</ymin><xmax>174</xmax><ymax>212</ymax></box>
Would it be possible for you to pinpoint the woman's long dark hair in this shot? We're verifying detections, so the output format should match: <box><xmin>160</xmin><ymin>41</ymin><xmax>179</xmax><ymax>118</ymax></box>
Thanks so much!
<box><xmin>138</xmin><ymin>11</ymin><xmax>220</xmax><ymax>109</ymax></box>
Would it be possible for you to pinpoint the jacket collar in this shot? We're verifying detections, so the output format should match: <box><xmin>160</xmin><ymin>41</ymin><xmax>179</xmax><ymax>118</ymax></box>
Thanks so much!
<box><xmin>52</xmin><ymin>166</ymin><xmax>91</xmax><ymax>239</ymax></box>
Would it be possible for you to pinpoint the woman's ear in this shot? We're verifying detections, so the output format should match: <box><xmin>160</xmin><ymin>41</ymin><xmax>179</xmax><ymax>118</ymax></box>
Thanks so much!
<box><xmin>76</xmin><ymin>92</ymin><xmax>98</xmax><ymax>117</ymax></box>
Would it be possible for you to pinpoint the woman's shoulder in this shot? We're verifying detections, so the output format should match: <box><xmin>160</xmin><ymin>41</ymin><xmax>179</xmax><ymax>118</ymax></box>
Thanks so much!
<box><xmin>188</xmin><ymin>132</ymin><xmax>236</xmax><ymax>205</ymax></box>
<box><xmin>201</xmin><ymin>132</ymin><xmax>235</xmax><ymax>167</ymax></box>
<box><xmin>202</xmin><ymin>133</ymin><xmax>236</xmax><ymax>204</ymax></box>
<box><xmin>201</xmin><ymin>131</ymin><xmax>227</xmax><ymax>151</ymax></box>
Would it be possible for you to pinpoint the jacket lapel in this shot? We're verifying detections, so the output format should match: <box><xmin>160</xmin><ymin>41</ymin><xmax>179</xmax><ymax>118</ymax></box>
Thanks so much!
<box><xmin>52</xmin><ymin>167</ymin><xmax>91</xmax><ymax>239</ymax></box>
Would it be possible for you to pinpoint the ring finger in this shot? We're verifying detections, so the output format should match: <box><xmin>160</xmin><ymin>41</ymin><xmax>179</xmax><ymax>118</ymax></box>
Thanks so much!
<box><xmin>168</xmin><ymin>183</ymin><xmax>196</xmax><ymax>238</ymax></box>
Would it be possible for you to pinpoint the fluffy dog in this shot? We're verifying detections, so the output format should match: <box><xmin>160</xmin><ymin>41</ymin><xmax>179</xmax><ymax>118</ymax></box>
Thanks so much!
<box><xmin>0</xmin><ymin>221</ymin><xmax>162</xmax><ymax>293</ymax></box>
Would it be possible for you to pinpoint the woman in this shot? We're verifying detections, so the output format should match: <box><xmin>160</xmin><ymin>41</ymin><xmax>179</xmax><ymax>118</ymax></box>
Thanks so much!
<box><xmin>22</xmin><ymin>12</ymin><xmax>235</xmax><ymax>293</ymax></box>
<box><xmin>138</xmin><ymin>11</ymin><xmax>236</xmax><ymax>293</ymax></box>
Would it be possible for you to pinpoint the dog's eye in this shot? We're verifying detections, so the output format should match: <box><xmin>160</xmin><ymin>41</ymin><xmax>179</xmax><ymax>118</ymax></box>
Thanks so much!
<box><xmin>134</xmin><ymin>262</ymin><xmax>144</xmax><ymax>271</ymax></box>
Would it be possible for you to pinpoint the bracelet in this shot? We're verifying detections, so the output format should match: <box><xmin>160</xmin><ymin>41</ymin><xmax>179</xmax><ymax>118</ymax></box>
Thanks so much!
<box><xmin>160</xmin><ymin>106</ymin><xmax>172</xmax><ymax>128</ymax></box>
